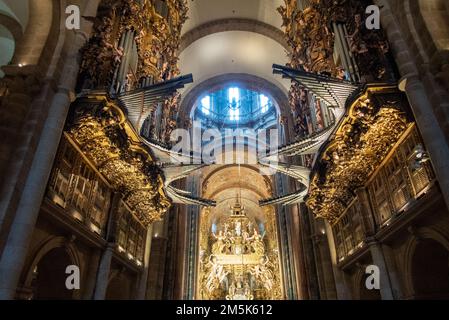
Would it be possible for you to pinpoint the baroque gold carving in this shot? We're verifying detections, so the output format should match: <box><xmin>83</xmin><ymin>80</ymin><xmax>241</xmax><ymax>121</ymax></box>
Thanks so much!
<box><xmin>79</xmin><ymin>0</ymin><xmax>188</xmax><ymax>89</ymax></box>
<box><xmin>198</xmin><ymin>202</ymin><xmax>283</xmax><ymax>300</ymax></box>
<box><xmin>77</xmin><ymin>0</ymin><xmax>188</xmax><ymax>143</ymax></box>
<box><xmin>278</xmin><ymin>0</ymin><xmax>391</xmax><ymax>81</ymax></box>
<box><xmin>67</xmin><ymin>94</ymin><xmax>171</xmax><ymax>225</ymax></box>
<box><xmin>278</xmin><ymin>0</ymin><xmax>337</xmax><ymax>75</ymax></box>
<box><xmin>306</xmin><ymin>86</ymin><xmax>411</xmax><ymax>221</ymax></box>
<box><xmin>278</xmin><ymin>0</ymin><xmax>337</xmax><ymax>137</ymax></box>
<box><xmin>278</xmin><ymin>0</ymin><xmax>394</xmax><ymax>136</ymax></box>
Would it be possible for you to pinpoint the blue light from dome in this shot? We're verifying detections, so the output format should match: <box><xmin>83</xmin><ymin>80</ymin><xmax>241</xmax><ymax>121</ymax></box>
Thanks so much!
<box><xmin>228</xmin><ymin>87</ymin><xmax>240</xmax><ymax>121</ymax></box>
<box><xmin>260</xmin><ymin>94</ymin><xmax>269</xmax><ymax>113</ymax></box>
<box><xmin>201</xmin><ymin>95</ymin><xmax>211</xmax><ymax>115</ymax></box>
<box><xmin>193</xmin><ymin>86</ymin><xmax>276</xmax><ymax>129</ymax></box>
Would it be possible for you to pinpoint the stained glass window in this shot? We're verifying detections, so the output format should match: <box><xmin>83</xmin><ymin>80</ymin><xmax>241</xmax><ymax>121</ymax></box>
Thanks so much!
<box><xmin>260</xmin><ymin>94</ymin><xmax>269</xmax><ymax>113</ymax></box>
<box><xmin>229</xmin><ymin>87</ymin><xmax>240</xmax><ymax>121</ymax></box>
<box><xmin>201</xmin><ymin>95</ymin><xmax>211</xmax><ymax>115</ymax></box>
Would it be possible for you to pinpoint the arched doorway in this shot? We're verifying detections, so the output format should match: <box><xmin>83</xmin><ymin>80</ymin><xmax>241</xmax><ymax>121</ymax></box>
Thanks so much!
<box><xmin>32</xmin><ymin>247</ymin><xmax>74</xmax><ymax>300</ymax></box>
<box><xmin>411</xmin><ymin>239</ymin><xmax>449</xmax><ymax>299</ymax></box>
<box><xmin>106</xmin><ymin>269</ymin><xmax>134</xmax><ymax>300</ymax></box>
<box><xmin>359</xmin><ymin>274</ymin><xmax>381</xmax><ymax>300</ymax></box>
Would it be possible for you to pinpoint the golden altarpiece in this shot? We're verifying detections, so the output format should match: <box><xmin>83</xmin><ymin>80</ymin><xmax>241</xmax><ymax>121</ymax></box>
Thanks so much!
<box><xmin>198</xmin><ymin>199</ymin><xmax>283</xmax><ymax>300</ymax></box>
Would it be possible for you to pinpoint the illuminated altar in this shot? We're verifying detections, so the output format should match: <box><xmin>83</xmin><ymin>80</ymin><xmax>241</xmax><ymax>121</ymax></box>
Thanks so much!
<box><xmin>198</xmin><ymin>199</ymin><xmax>283</xmax><ymax>300</ymax></box>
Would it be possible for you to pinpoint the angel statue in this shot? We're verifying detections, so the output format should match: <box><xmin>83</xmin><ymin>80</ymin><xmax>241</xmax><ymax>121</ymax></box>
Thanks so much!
<box><xmin>244</xmin><ymin>282</ymin><xmax>254</xmax><ymax>300</ymax></box>
<box><xmin>211</xmin><ymin>230</ymin><xmax>227</xmax><ymax>254</ymax></box>
<box><xmin>250</xmin><ymin>257</ymin><xmax>275</xmax><ymax>291</ymax></box>
<box><xmin>235</xmin><ymin>221</ymin><xmax>242</xmax><ymax>237</ymax></box>
<box><xmin>251</xmin><ymin>229</ymin><xmax>265</xmax><ymax>255</ymax></box>
<box><xmin>205</xmin><ymin>256</ymin><xmax>229</xmax><ymax>293</ymax></box>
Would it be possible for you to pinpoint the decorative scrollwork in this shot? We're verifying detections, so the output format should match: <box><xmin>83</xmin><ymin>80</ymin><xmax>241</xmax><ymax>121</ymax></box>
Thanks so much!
<box><xmin>306</xmin><ymin>86</ymin><xmax>411</xmax><ymax>221</ymax></box>
<box><xmin>66</xmin><ymin>95</ymin><xmax>171</xmax><ymax>226</ymax></box>
<box><xmin>198</xmin><ymin>201</ymin><xmax>283</xmax><ymax>300</ymax></box>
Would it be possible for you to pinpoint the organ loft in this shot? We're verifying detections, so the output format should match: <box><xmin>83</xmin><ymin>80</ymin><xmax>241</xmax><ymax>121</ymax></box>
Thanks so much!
<box><xmin>0</xmin><ymin>0</ymin><xmax>448</xmax><ymax>301</ymax></box>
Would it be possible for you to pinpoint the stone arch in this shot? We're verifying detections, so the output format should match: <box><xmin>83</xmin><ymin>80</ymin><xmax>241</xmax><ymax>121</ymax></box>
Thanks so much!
<box><xmin>0</xmin><ymin>21</ymin><xmax>17</xmax><ymax>78</ymax></box>
<box><xmin>20</xmin><ymin>236</ymin><xmax>82</xmax><ymax>300</ymax></box>
<box><xmin>404</xmin><ymin>0</ymin><xmax>449</xmax><ymax>70</ymax></box>
<box><xmin>0</xmin><ymin>12</ymin><xmax>22</xmax><ymax>43</ymax></box>
<box><xmin>402</xmin><ymin>226</ymin><xmax>449</xmax><ymax>299</ymax></box>
<box><xmin>196</xmin><ymin>164</ymin><xmax>284</xmax><ymax>299</ymax></box>
<box><xmin>106</xmin><ymin>269</ymin><xmax>133</xmax><ymax>300</ymax></box>
<box><xmin>180</xmin><ymin>18</ymin><xmax>289</xmax><ymax>53</ymax></box>
<box><xmin>0</xmin><ymin>3</ymin><xmax>23</xmax><ymax>77</ymax></box>
<box><xmin>202</xmin><ymin>164</ymin><xmax>274</xmax><ymax>202</ymax></box>
<box><xmin>178</xmin><ymin>73</ymin><xmax>294</xmax><ymax>139</ymax></box>
<box><xmin>12</xmin><ymin>0</ymin><xmax>54</xmax><ymax>67</ymax></box>
<box><xmin>21</xmin><ymin>236</ymin><xmax>82</xmax><ymax>289</ymax></box>
<box><xmin>41</xmin><ymin>0</ymin><xmax>100</xmax><ymax>85</ymax></box>
<box><xmin>353</xmin><ymin>266</ymin><xmax>381</xmax><ymax>300</ymax></box>
<box><xmin>418</xmin><ymin>0</ymin><xmax>449</xmax><ymax>54</ymax></box>
<box><xmin>41</xmin><ymin>0</ymin><xmax>88</xmax><ymax>81</ymax></box>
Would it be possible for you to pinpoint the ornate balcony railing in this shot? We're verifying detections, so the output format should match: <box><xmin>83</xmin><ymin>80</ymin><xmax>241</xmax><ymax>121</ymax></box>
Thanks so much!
<box><xmin>367</xmin><ymin>126</ymin><xmax>435</xmax><ymax>227</ymax></box>
<box><xmin>46</xmin><ymin>137</ymin><xmax>111</xmax><ymax>234</ymax></box>
<box><xmin>46</xmin><ymin>137</ymin><xmax>147</xmax><ymax>265</ymax></box>
<box><xmin>116</xmin><ymin>200</ymin><xmax>146</xmax><ymax>265</ymax></box>
<box><xmin>332</xmin><ymin>199</ymin><xmax>364</xmax><ymax>262</ymax></box>
<box><xmin>332</xmin><ymin>126</ymin><xmax>435</xmax><ymax>261</ymax></box>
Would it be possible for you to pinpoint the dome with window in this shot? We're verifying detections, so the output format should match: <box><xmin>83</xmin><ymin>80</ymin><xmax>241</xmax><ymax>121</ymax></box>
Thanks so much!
<box><xmin>193</xmin><ymin>86</ymin><xmax>277</xmax><ymax>130</ymax></box>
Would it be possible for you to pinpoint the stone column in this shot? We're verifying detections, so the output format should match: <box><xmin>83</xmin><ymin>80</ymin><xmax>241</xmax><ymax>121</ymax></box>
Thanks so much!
<box><xmin>0</xmin><ymin>69</ymin><xmax>34</xmax><ymax>163</ymax></box>
<box><xmin>136</xmin><ymin>225</ymin><xmax>153</xmax><ymax>299</ymax></box>
<box><xmin>367</xmin><ymin>241</ymin><xmax>394</xmax><ymax>300</ymax></box>
<box><xmin>92</xmin><ymin>191</ymin><xmax>121</xmax><ymax>300</ymax></box>
<box><xmin>146</xmin><ymin>219</ymin><xmax>168</xmax><ymax>300</ymax></box>
<box><xmin>0</xmin><ymin>89</ymin><xmax>73</xmax><ymax>300</ymax></box>
<box><xmin>402</xmin><ymin>77</ymin><xmax>449</xmax><ymax>206</ymax></box>
<box><xmin>82</xmin><ymin>249</ymin><xmax>101</xmax><ymax>300</ymax></box>
<box><xmin>290</xmin><ymin>203</ymin><xmax>309</xmax><ymax>299</ymax></box>
<box><xmin>0</xmin><ymin>3</ymin><xmax>99</xmax><ymax>299</ymax></box>
<box><xmin>173</xmin><ymin>205</ymin><xmax>187</xmax><ymax>300</ymax></box>
<box><xmin>381</xmin><ymin>244</ymin><xmax>403</xmax><ymax>299</ymax></box>
<box><xmin>324</xmin><ymin>221</ymin><xmax>351</xmax><ymax>299</ymax></box>
<box><xmin>355</xmin><ymin>187</ymin><xmax>376</xmax><ymax>237</ymax></box>
<box><xmin>375</xmin><ymin>0</ymin><xmax>449</xmax><ymax>209</ymax></box>
<box><xmin>356</xmin><ymin>187</ymin><xmax>394</xmax><ymax>299</ymax></box>
<box><xmin>283</xmin><ymin>204</ymin><xmax>300</xmax><ymax>299</ymax></box>
<box><xmin>298</xmin><ymin>203</ymin><xmax>320</xmax><ymax>300</ymax></box>
<box><xmin>313</xmin><ymin>218</ymin><xmax>338</xmax><ymax>300</ymax></box>
<box><xmin>0</xmin><ymin>68</ymin><xmax>39</xmax><ymax>229</ymax></box>
<box><xmin>93</xmin><ymin>244</ymin><xmax>115</xmax><ymax>300</ymax></box>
